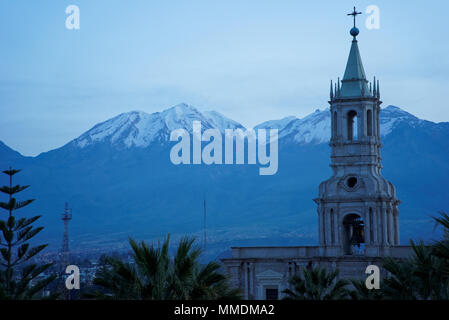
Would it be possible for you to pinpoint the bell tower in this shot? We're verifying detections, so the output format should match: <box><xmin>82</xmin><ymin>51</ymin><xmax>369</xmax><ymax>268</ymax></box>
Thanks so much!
<box><xmin>314</xmin><ymin>7</ymin><xmax>400</xmax><ymax>257</ymax></box>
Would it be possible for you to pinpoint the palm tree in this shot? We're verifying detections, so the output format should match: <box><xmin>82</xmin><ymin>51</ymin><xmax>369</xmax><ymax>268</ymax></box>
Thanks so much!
<box><xmin>282</xmin><ymin>266</ymin><xmax>349</xmax><ymax>300</ymax></box>
<box><xmin>432</xmin><ymin>212</ymin><xmax>449</xmax><ymax>267</ymax></box>
<box><xmin>381</xmin><ymin>253</ymin><xmax>420</xmax><ymax>299</ymax></box>
<box><xmin>347</xmin><ymin>279</ymin><xmax>383</xmax><ymax>300</ymax></box>
<box><xmin>190</xmin><ymin>261</ymin><xmax>241</xmax><ymax>300</ymax></box>
<box><xmin>382</xmin><ymin>219</ymin><xmax>449</xmax><ymax>300</ymax></box>
<box><xmin>431</xmin><ymin>212</ymin><xmax>449</xmax><ymax>298</ymax></box>
<box><xmin>88</xmin><ymin>235</ymin><xmax>240</xmax><ymax>300</ymax></box>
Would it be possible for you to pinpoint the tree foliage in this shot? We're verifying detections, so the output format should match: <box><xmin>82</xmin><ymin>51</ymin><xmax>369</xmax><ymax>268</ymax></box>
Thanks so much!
<box><xmin>283</xmin><ymin>212</ymin><xmax>449</xmax><ymax>300</ymax></box>
<box><xmin>348</xmin><ymin>212</ymin><xmax>449</xmax><ymax>300</ymax></box>
<box><xmin>347</xmin><ymin>279</ymin><xmax>383</xmax><ymax>300</ymax></box>
<box><xmin>87</xmin><ymin>235</ymin><xmax>241</xmax><ymax>300</ymax></box>
<box><xmin>380</xmin><ymin>212</ymin><xmax>449</xmax><ymax>300</ymax></box>
<box><xmin>282</xmin><ymin>266</ymin><xmax>349</xmax><ymax>300</ymax></box>
<box><xmin>0</xmin><ymin>168</ymin><xmax>56</xmax><ymax>299</ymax></box>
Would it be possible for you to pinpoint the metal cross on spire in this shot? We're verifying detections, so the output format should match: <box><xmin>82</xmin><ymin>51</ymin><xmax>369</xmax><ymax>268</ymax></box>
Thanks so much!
<box><xmin>347</xmin><ymin>6</ymin><xmax>362</xmax><ymax>28</ymax></box>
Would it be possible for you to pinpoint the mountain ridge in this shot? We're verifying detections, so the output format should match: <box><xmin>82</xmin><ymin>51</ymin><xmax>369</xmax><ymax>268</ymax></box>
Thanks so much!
<box><xmin>1</xmin><ymin>103</ymin><xmax>448</xmax><ymax>261</ymax></box>
<box><xmin>3</xmin><ymin>104</ymin><xmax>444</xmax><ymax>157</ymax></box>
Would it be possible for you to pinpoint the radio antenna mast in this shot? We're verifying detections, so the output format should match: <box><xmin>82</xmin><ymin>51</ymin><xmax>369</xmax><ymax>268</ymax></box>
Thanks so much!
<box><xmin>60</xmin><ymin>202</ymin><xmax>72</xmax><ymax>300</ymax></box>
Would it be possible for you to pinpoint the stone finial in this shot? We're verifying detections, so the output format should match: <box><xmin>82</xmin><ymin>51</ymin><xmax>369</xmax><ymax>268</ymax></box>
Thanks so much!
<box><xmin>377</xmin><ymin>79</ymin><xmax>380</xmax><ymax>99</ymax></box>
<box><xmin>330</xmin><ymin>80</ymin><xmax>334</xmax><ymax>100</ymax></box>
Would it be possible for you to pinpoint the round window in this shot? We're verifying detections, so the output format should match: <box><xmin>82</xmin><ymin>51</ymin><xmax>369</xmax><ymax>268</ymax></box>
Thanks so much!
<box><xmin>346</xmin><ymin>177</ymin><xmax>358</xmax><ymax>188</ymax></box>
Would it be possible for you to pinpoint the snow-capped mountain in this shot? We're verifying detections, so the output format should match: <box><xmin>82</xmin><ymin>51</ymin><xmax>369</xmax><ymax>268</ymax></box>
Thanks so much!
<box><xmin>203</xmin><ymin>110</ymin><xmax>245</xmax><ymax>132</ymax></box>
<box><xmin>72</xmin><ymin>103</ymin><xmax>245</xmax><ymax>149</ymax></box>
<box><xmin>255</xmin><ymin>105</ymin><xmax>424</xmax><ymax>145</ymax></box>
<box><xmin>255</xmin><ymin>116</ymin><xmax>297</xmax><ymax>131</ymax></box>
<box><xmin>380</xmin><ymin>105</ymin><xmax>423</xmax><ymax>135</ymax></box>
<box><xmin>1</xmin><ymin>103</ymin><xmax>448</xmax><ymax>257</ymax></box>
<box><xmin>287</xmin><ymin>109</ymin><xmax>332</xmax><ymax>144</ymax></box>
<box><xmin>73</xmin><ymin>103</ymin><xmax>423</xmax><ymax>150</ymax></box>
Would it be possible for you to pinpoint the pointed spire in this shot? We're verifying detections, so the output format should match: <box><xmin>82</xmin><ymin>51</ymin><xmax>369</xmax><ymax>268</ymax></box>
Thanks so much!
<box><xmin>377</xmin><ymin>79</ymin><xmax>380</xmax><ymax>98</ymax></box>
<box><xmin>339</xmin><ymin>10</ymin><xmax>370</xmax><ymax>98</ymax></box>
<box><xmin>369</xmin><ymin>82</ymin><xmax>372</xmax><ymax>95</ymax></box>
<box><xmin>330</xmin><ymin>80</ymin><xmax>334</xmax><ymax>100</ymax></box>
<box><xmin>373</xmin><ymin>76</ymin><xmax>377</xmax><ymax>97</ymax></box>
<box><xmin>340</xmin><ymin>38</ymin><xmax>370</xmax><ymax>98</ymax></box>
<box><xmin>337</xmin><ymin>77</ymin><xmax>341</xmax><ymax>97</ymax></box>
<box><xmin>334</xmin><ymin>82</ymin><xmax>337</xmax><ymax>98</ymax></box>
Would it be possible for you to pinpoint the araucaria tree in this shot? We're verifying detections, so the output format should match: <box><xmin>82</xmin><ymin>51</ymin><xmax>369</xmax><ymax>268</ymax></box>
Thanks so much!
<box><xmin>0</xmin><ymin>168</ymin><xmax>56</xmax><ymax>299</ymax></box>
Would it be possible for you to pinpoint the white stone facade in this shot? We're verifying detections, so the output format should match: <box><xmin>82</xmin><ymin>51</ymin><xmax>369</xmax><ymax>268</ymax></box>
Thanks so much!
<box><xmin>222</xmin><ymin>246</ymin><xmax>412</xmax><ymax>299</ymax></box>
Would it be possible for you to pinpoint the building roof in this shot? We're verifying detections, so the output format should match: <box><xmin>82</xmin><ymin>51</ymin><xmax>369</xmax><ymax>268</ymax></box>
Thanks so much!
<box><xmin>340</xmin><ymin>39</ymin><xmax>371</xmax><ymax>98</ymax></box>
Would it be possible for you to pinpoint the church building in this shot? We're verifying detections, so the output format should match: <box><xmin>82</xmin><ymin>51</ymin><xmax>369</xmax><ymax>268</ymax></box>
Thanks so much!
<box><xmin>221</xmin><ymin>8</ymin><xmax>414</xmax><ymax>300</ymax></box>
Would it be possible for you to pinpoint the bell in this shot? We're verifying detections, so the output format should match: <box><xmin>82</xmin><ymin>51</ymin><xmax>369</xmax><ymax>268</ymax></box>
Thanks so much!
<box><xmin>350</xmin><ymin>221</ymin><xmax>365</xmax><ymax>246</ymax></box>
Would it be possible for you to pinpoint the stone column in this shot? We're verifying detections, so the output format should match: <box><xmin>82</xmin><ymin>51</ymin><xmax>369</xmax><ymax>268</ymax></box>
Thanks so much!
<box><xmin>249</xmin><ymin>263</ymin><xmax>254</xmax><ymax>299</ymax></box>
<box><xmin>372</xmin><ymin>207</ymin><xmax>378</xmax><ymax>244</ymax></box>
<box><xmin>357</xmin><ymin>109</ymin><xmax>362</xmax><ymax>140</ymax></box>
<box><xmin>338</xmin><ymin>109</ymin><xmax>342</xmax><ymax>137</ymax></box>
<box><xmin>377</xmin><ymin>206</ymin><xmax>383</xmax><ymax>244</ymax></box>
<box><xmin>394</xmin><ymin>207</ymin><xmax>400</xmax><ymax>245</ymax></box>
<box><xmin>330</xmin><ymin>209</ymin><xmax>335</xmax><ymax>244</ymax></box>
<box><xmin>225</xmin><ymin>261</ymin><xmax>241</xmax><ymax>290</ymax></box>
<box><xmin>318</xmin><ymin>207</ymin><xmax>323</xmax><ymax>245</ymax></box>
<box><xmin>381</xmin><ymin>205</ymin><xmax>388</xmax><ymax>245</ymax></box>
<box><xmin>244</xmin><ymin>263</ymin><xmax>249</xmax><ymax>300</ymax></box>
<box><xmin>376</xmin><ymin>107</ymin><xmax>380</xmax><ymax>138</ymax></box>
<box><xmin>388</xmin><ymin>207</ymin><xmax>394</xmax><ymax>245</ymax></box>
<box><xmin>386</xmin><ymin>209</ymin><xmax>391</xmax><ymax>245</ymax></box>
<box><xmin>364</xmin><ymin>207</ymin><xmax>371</xmax><ymax>244</ymax></box>
<box><xmin>334</xmin><ymin>209</ymin><xmax>340</xmax><ymax>245</ymax></box>
<box><xmin>321</xmin><ymin>208</ymin><xmax>327</xmax><ymax>245</ymax></box>
<box><xmin>325</xmin><ymin>208</ymin><xmax>332</xmax><ymax>245</ymax></box>
<box><xmin>360</xmin><ymin>108</ymin><xmax>366</xmax><ymax>138</ymax></box>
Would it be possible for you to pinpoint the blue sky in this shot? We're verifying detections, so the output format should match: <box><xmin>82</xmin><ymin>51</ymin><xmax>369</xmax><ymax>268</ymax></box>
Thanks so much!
<box><xmin>1</xmin><ymin>0</ymin><xmax>448</xmax><ymax>156</ymax></box>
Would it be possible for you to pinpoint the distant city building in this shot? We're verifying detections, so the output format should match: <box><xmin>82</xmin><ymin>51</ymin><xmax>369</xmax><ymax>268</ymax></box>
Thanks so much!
<box><xmin>221</xmin><ymin>8</ymin><xmax>413</xmax><ymax>300</ymax></box>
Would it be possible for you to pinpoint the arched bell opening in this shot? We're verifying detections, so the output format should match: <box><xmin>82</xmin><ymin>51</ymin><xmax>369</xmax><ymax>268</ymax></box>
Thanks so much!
<box><xmin>367</xmin><ymin>109</ymin><xmax>373</xmax><ymax>137</ymax></box>
<box><xmin>347</xmin><ymin>110</ymin><xmax>358</xmax><ymax>141</ymax></box>
<box><xmin>342</xmin><ymin>214</ymin><xmax>365</xmax><ymax>255</ymax></box>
